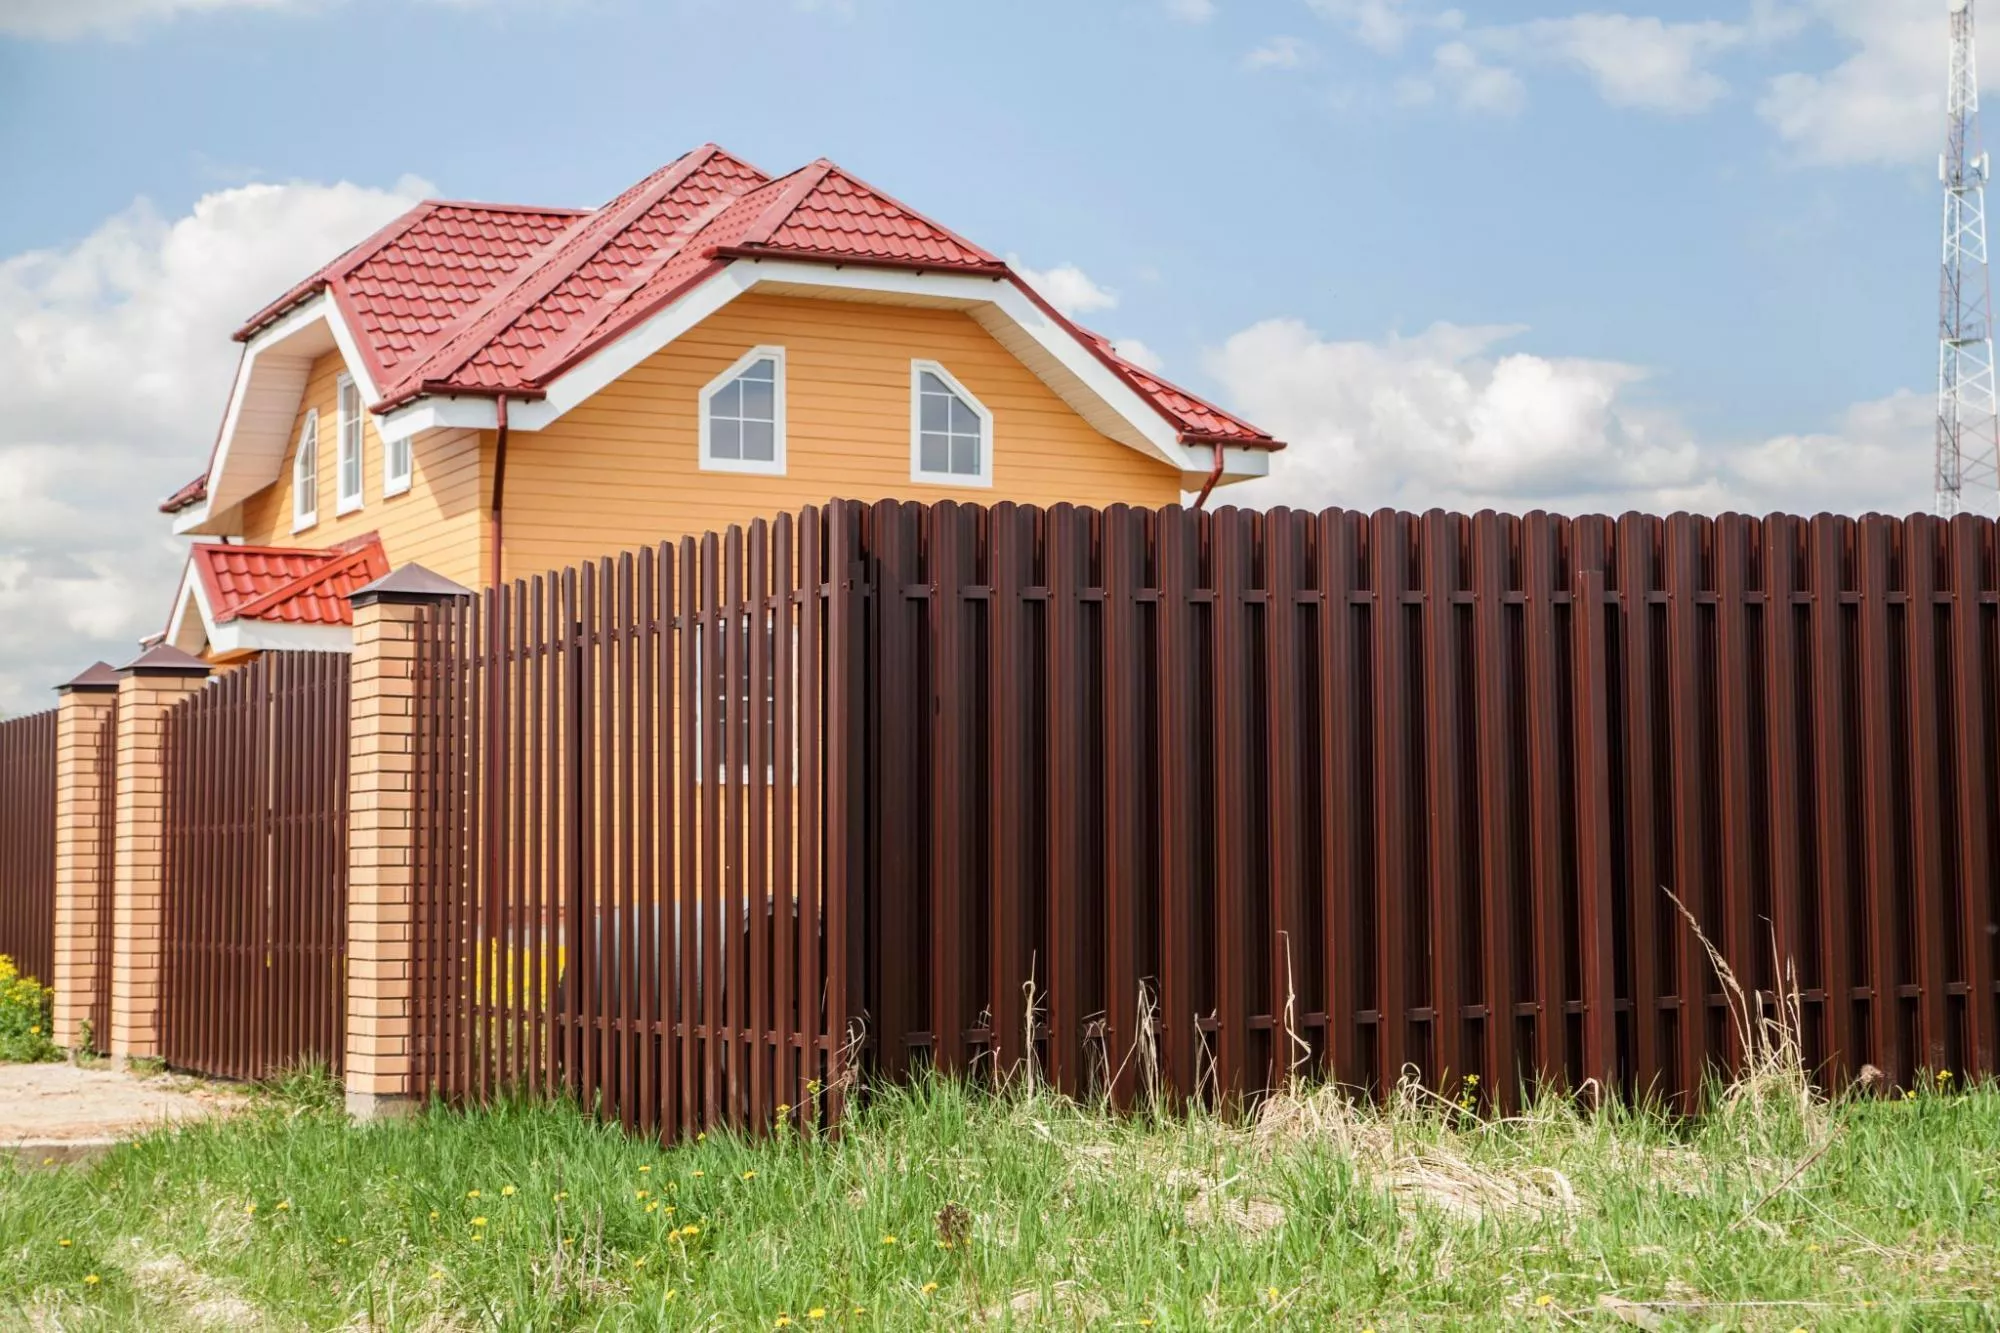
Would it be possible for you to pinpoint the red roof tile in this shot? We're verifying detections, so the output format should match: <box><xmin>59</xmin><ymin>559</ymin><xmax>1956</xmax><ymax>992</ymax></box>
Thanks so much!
<box><xmin>190</xmin><ymin>534</ymin><xmax>390</xmax><ymax>627</ymax></box>
<box><xmin>228</xmin><ymin>147</ymin><xmax>1279</xmax><ymax>452</ymax></box>
<box><xmin>160</xmin><ymin>473</ymin><xmax>208</xmax><ymax>514</ymax></box>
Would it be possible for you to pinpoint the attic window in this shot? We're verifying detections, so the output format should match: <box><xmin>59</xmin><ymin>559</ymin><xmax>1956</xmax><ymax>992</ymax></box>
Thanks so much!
<box><xmin>336</xmin><ymin>374</ymin><xmax>365</xmax><ymax>514</ymax></box>
<box><xmin>700</xmin><ymin>346</ymin><xmax>786</xmax><ymax>476</ymax></box>
<box><xmin>292</xmin><ymin>410</ymin><xmax>319</xmax><ymax>532</ymax></box>
<box><xmin>910</xmin><ymin>361</ymin><xmax>992</xmax><ymax>486</ymax></box>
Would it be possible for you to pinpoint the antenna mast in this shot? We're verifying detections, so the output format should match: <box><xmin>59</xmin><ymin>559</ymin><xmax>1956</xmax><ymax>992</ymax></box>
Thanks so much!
<box><xmin>1939</xmin><ymin>0</ymin><xmax>1999</xmax><ymax>515</ymax></box>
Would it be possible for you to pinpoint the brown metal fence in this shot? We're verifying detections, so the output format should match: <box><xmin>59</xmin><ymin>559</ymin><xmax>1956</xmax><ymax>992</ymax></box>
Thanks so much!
<box><xmin>413</xmin><ymin>510</ymin><xmax>855</xmax><ymax>1138</ymax></box>
<box><xmin>415</xmin><ymin>500</ymin><xmax>2000</xmax><ymax>1133</ymax></box>
<box><xmin>0</xmin><ymin>710</ymin><xmax>56</xmax><ymax>986</ymax></box>
<box><xmin>162</xmin><ymin>652</ymin><xmax>350</xmax><ymax>1081</ymax></box>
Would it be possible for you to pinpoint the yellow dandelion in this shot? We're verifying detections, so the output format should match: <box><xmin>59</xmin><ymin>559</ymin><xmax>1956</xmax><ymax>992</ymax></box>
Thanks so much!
<box><xmin>664</xmin><ymin>1205</ymin><xmax>676</xmax><ymax>1215</ymax></box>
<box><xmin>429</xmin><ymin>1210</ymin><xmax>440</xmax><ymax>1220</ymax></box>
<box><xmin>742</xmin><ymin>1170</ymin><xmax>757</xmax><ymax>1181</ymax></box>
<box><xmin>691</xmin><ymin>1170</ymin><xmax>705</xmax><ymax>1178</ymax></box>
<box><xmin>775</xmin><ymin>1318</ymin><xmax>794</xmax><ymax>1329</ymax></box>
<box><xmin>697</xmin><ymin>1131</ymin><xmax>707</xmax><ymax>1142</ymax></box>
<box><xmin>1140</xmin><ymin>1321</ymin><xmax>1155</xmax><ymax>1328</ymax></box>
<box><xmin>639</xmin><ymin>1164</ymin><xmax>652</xmax><ymax>1173</ymax></box>
<box><xmin>808</xmin><ymin>1310</ymin><xmax>826</xmax><ymax>1321</ymax></box>
<box><xmin>852</xmin><ymin>1309</ymin><xmax>866</xmax><ymax>1317</ymax></box>
<box><xmin>1536</xmin><ymin>1294</ymin><xmax>1554</xmax><ymax>1308</ymax></box>
<box><xmin>936</xmin><ymin>1240</ymin><xmax>953</xmax><ymax>1250</ymax></box>
<box><xmin>467</xmin><ymin>1190</ymin><xmax>481</xmax><ymax>1199</ymax></box>
<box><xmin>881</xmin><ymin>1234</ymin><xmax>897</xmax><ymax>1245</ymax></box>
<box><xmin>553</xmin><ymin>1191</ymin><xmax>568</xmax><ymax>1203</ymax></box>
<box><xmin>83</xmin><ymin>1274</ymin><xmax>100</xmax><ymax>1287</ymax></box>
<box><xmin>634</xmin><ymin>1257</ymin><xmax>647</xmax><ymax>1269</ymax></box>
<box><xmin>429</xmin><ymin>1270</ymin><xmax>444</xmax><ymax>1283</ymax></box>
<box><xmin>501</xmin><ymin>1185</ymin><xmax>516</xmax><ymax>1197</ymax></box>
<box><xmin>636</xmin><ymin>1189</ymin><xmax>651</xmax><ymax>1200</ymax></box>
<box><xmin>471</xmin><ymin>1217</ymin><xmax>488</xmax><ymax>1228</ymax></box>
<box><xmin>1266</xmin><ymin>1287</ymin><xmax>1279</xmax><ymax>1302</ymax></box>
<box><xmin>276</xmin><ymin>1200</ymin><xmax>290</xmax><ymax>1211</ymax></box>
<box><xmin>58</xmin><ymin>1238</ymin><xmax>72</xmax><ymax>1248</ymax></box>
<box><xmin>335</xmin><ymin>1236</ymin><xmax>349</xmax><ymax>1246</ymax></box>
<box><xmin>681</xmin><ymin>1224</ymin><xmax>700</xmax><ymax>1237</ymax></box>
<box><xmin>922</xmin><ymin>1281</ymin><xmax>939</xmax><ymax>1294</ymax></box>
<box><xmin>646</xmin><ymin>1201</ymin><xmax>660</xmax><ymax>1214</ymax></box>
<box><xmin>30</xmin><ymin>1025</ymin><xmax>40</xmax><ymax>1034</ymax></box>
<box><xmin>41</xmin><ymin>1157</ymin><xmax>53</xmax><ymax>1166</ymax></box>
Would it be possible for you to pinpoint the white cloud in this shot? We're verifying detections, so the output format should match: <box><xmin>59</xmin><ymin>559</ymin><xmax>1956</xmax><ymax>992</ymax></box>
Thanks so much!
<box><xmin>1306</xmin><ymin>0</ymin><xmax>1425</xmax><ymax>54</ymax></box>
<box><xmin>1110</xmin><ymin>338</ymin><xmax>1166</xmax><ymax>373</ymax></box>
<box><xmin>1243</xmin><ymin>35</ymin><xmax>1312</xmax><ymax>71</ymax></box>
<box><xmin>0</xmin><ymin>0</ymin><xmax>305</xmax><ymax>38</ymax></box>
<box><xmin>1496</xmin><ymin>14</ymin><xmax>1746</xmax><ymax>114</ymax></box>
<box><xmin>1205</xmin><ymin>317</ymin><xmax>1930</xmax><ymax>516</ymax></box>
<box><xmin>0</xmin><ymin>176</ymin><xmax>431</xmax><ymax>714</ymax></box>
<box><xmin>1758</xmin><ymin>0</ymin><xmax>1967</xmax><ymax>166</ymax></box>
<box><xmin>1011</xmin><ymin>258</ymin><xmax>1120</xmax><ymax>318</ymax></box>
<box><xmin>1412</xmin><ymin>41</ymin><xmax>1528</xmax><ymax>116</ymax></box>
<box><xmin>1163</xmin><ymin>0</ymin><xmax>1213</xmax><ymax>22</ymax></box>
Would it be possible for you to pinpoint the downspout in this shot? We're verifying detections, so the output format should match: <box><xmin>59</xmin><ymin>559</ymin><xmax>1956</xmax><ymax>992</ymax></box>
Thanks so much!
<box><xmin>489</xmin><ymin>394</ymin><xmax>510</xmax><ymax>593</ymax></box>
<box><xmin>1192</xmin><ymin>440</ymin><xmax>1225</xmax><ymax>511</ymax></box>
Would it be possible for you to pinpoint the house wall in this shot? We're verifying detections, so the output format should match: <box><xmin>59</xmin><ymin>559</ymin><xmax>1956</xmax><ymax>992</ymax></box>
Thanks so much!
<box><xmin>237</xmin><ymin>351</ymin><xmax>488</xmax><ymax>589</ymax></box>
<box><xmin>495</xmin><ymin>292</ymin><xmax>1181</xmax><ymax>582</ymax></box>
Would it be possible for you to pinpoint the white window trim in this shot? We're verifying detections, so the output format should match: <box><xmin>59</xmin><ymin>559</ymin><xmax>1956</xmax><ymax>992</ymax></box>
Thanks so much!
<box><xmin>335</xmin><ymin>373</ymin><xmax>365</xmax><ymax>515</ymax></box>
<box><xmin>292</xmin><ymin>409</ymin><xmax>319</xmax><ymax>533</ymax></box>
<box><xmin>697</xmin><ymin>345</ymin><xmax>788</xmax><ymax>477</ymax></box>
<box><xmin>909</xmin><ymin>359</ymin><xmax>994</xmax><ymax>488</ymax></box>
<box><xmin>382</xmin><ymin>424</ymin><xmax>412</xmax><ymax>498</ymax></box>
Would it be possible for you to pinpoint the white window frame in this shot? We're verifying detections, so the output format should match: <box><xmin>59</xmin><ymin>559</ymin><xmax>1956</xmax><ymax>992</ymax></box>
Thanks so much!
<box><xmin>382</xmin><ymin>416</ymin><xmax>412</xmax><ymax>497</ymax></box>
<box><xmin>698</xmin><ymin>345</ymin><xmax>787</xmax><ymax>477</ymax></box>
<box><xmin>291</xmin><ymin>409</ymin><xmax>319</xmax><ymax>532</ymax></box>
<box><xmin>335</xmin><ymin>373</ymin><xmax>365</xmax><ymax>515</ymax></box>
<box><xmin>909</xmin><ymin>359</ymin><xmax>993</xmax><ymax>487</ymax></box>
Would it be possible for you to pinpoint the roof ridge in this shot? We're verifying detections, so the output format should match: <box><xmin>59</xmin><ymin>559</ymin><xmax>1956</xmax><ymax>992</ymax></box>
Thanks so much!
<box><xmin>384</xmin><ymin>145</ymin><xmax>741</xmax><ymax>401</ymax></box>
<box><xmin>520</xmin><ymin>187</ymin><xmax>755</xmax><ymax>383</ymax></box>
<box><xmin>235</xmin><ymin>201</ymin><xmax>441</xmax><ymax>341</ymax></box>
<box><xmin>732</xmin><ymin>160</ymin><xmax>838</xmax><ymax>251</ymax></box>
<box><xmin>420</xmin><ymin>199</ymin><xmax>593</xmax><ymax>216</ymax></box>
<box><xmin>227</xmin><ymin>538</ymin><xmax>385</xmax><ymax>622</ymax></box>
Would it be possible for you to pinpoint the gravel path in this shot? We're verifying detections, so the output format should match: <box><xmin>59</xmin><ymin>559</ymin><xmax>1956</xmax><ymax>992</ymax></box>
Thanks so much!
<box><xmin>0</xmin><ymin>1061</ymin><xmax>242</xmax><ymax>1149</ymax></box>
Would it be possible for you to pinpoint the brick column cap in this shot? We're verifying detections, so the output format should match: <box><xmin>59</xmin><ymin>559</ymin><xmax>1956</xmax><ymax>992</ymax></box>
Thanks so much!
<box><xmin>117</xmin><ymin>643</ymin><xmax>211</xmax><ymax>677</ymax></box>
<box><xmin>351</xmin><ymin>563</ymin><xmax>473</xmax><ymax>609</ymax></box>
<box><xmin>58</xmin><ymin>661</ymin><xmax>121</xmax><ymax>694</ymax></box>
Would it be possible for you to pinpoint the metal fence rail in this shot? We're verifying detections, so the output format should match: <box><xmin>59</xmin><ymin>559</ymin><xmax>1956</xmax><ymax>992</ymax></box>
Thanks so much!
<box><xmin>162</xmin><ymin>652</ymin><xmax>349</xmax><ymax>1081</ymax></box>
<box><xmin>0</xmin><ymin>710</ymin><xmax>56</xmax><ymax>986</ymax></box>
<box><xmin>415</xmin><ymin>501</ymin><xmax>2000</xmax><ymax>1133</ymax></box>
<box><xmin>414</xmin><ymin>509</ymin><xmax>855</xmax><ymax>1138</ymax></box>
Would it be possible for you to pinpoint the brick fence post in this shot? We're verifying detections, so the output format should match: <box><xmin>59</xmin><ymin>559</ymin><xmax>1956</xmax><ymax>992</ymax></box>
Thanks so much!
<box><xmin>346</xmin><ymin>564</ymin><xmax>470</xmax><ymax>1121</ymax></box>
<box><xmin>51</xmin><ymin>661</ymin><xmax>120</xmax><ymax>1052</ymax></box>
<box><xmin>110</xmin><ymin>644</ymin><xmax>211</xmax><ymax>1062</ymax></box>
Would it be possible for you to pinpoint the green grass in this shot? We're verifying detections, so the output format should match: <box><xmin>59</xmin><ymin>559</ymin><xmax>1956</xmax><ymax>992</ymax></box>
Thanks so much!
<box><xmin>2</xmin><ymin>1068</ymin><xmax>1997</xmax><ymax>1331</ymax></box>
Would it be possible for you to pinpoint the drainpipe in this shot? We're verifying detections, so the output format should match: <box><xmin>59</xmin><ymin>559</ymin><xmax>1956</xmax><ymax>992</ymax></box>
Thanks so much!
<box><xmin>490</xmin><ymin>394</ymin><xmax>512</xmax><ymax>592</ymax></box>
<box><xmin>1192</xmin><ymin>440</ymin><xmax>1226</xmax><ymax>511</ymax></box>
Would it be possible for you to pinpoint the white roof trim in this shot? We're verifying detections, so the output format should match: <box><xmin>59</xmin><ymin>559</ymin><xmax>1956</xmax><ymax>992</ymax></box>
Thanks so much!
<box><xmin>380</xmin><ymin>259</ymin><xmax>1270</xmax><ymax>483</ymax></box>
<box><xmin>188</xmin><ymin>293</ymin><xmax>382</xmax><ymax>533</ymax></box>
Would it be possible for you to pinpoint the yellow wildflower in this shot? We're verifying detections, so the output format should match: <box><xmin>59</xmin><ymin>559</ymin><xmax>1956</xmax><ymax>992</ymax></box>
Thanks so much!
<box><xmin>1536</xmin><ymin>1294</ymin><xmax>1554</xmax><ymax>1308</ymax></box>
<box><xmin>335</xmin><ymin>1237</ymin><xmax>348</xmax><ymax>1246</ymax></box>
<box><xmin>275</xmin><ymin>1200</ymin><xmax>290</xmax><ymax>1211</ymax></box>
<box><xmin>922</xmin><ymin>1282</ymin><xmax>939</xmax><ymax>1294</ymax></box>
<box><xmin>634</xmin><ymin>1257</ymin><xmax>647</xmax><ymax>1269</ymax></box>
<box><xmin>742</xmin><ymin>1170</ymin><xmax>757</xmax><ymax>1181</ymax></box>
<box><xmin>639</xmin><ymin>1164</ymin><xmax>652</xmax><ymax>1173</ymax></box>
<box><xmin>501</xmin><ymin>1185</ymin><xmax>516</xmax><ymax>1197</ymax></box>
<box><xmin>429</xmin><ymin>1271</ymin><xmax>444</xmax><ymax>1282</ymax></box>
<box><xmin>244</xmin><ymin>1203</ymin><xmax>257</xmax><ymax>1216</ymax></box>
<box><xmin>778</xmin><ymin>1104</ymin><xmax>792</xmax><ymax>1116</ymax></box>
<box><xmin>637</xmin><ymin>1189</ymin><xmax>651</xmax><ymax>1200</ymax></box>
<box><xmin>881</xmin><ymin>1234</ymin><xmax>897</xmax><ymax>1245</ymax></box>
<box><xmin>429</xmin><ymin>1210</ymin><xmax>440</xmax><ymax>1220</ymax></box>
<box><xmin>775</xmin><ymin>1319</ymin><xmax>794</xmax><ymax>1329</ymax></box>
<box><xmin>680</xmin><ymin>1224</ymin><xmax>700</xmax><ymax>1237</ymax></box>
<box><xmin>647</xmin><ymin>1201</ymin><xmax>660</xmax><ymax>1214</ymax></box>
<box><xmin>83</xmin><ymin>1274</ymin><xmax>100</xmax><ymax>1287</ymax></box>
<box><xmin>553</xmin><ymin>1191</ymin><xmax>568</xmax><ymax>1203</ymax></box>
<box><xmin>467</xmin><ymin>1190</ymin><xmax>481</xmax><ymax>1199</ymax></box>
<box><xmin>691</xmin><ymin>1170</ymin><xmax>705</xmax><ymax>1178</ymax></box>
<box><xmin>808</xmin><ymin>1310</ymin><xmax>826</xmax><ymax>1321</ymax></box>
<box><xmin>471</xmin><ymin>1217</ymin><xmax>488</xmax><ymax>1228</ymax></box>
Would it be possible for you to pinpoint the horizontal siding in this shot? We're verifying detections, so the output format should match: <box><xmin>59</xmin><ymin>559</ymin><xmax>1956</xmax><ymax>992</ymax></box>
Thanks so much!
<box><xmin>237</xmin><ymin>352</ymin><xmax>488</xmax><ymax>588</ymax></box>
<box><xmin>499</xmin><ymin>293</ymin><xmax>1180</xmax><ymax>580</ymax></box>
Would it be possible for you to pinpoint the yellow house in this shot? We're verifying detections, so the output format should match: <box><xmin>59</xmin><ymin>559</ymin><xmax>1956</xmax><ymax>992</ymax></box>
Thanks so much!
<box><xmin>159</xmin><ymin>145</ymin><xmax>1280</xmax><ymax>657</ymax></box>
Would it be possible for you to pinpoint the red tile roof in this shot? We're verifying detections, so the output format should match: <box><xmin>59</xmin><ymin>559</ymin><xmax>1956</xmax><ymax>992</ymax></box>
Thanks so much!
<box><xmin>224</xmin><ymin>145</ymin><xmax>1279</xmax><ymax>454</ymax></box>
<box><xmin>160</xmin><ymin>473</ymin><xmax>208</xmax><ymax>514</ymax></box>
<box><xmin>190</xmin><ymin>534</ymin><xmax>389</xmax><ymax>626</ymax></box>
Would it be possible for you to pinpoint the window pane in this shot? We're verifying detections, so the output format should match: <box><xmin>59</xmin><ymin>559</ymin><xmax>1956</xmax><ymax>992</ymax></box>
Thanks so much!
<box><xmin>741</xmin><ymin>374</ymin><xmax>774</xmax><ymax>420</ymax></box>
<box><xmin>920</xmin><ymin>371</ymin><xmax>950</xmax><ymax>397</ymax></box>
<box><xmin>920</xmin><ymin>391</ymin><xmax>950</xmax><ymax>432</ymax></box>
<box><xmin>742</xmin><ymin>418</ymin><xmax>775</xmax><ymax>462</ymax></box>
<box><xmin>712</xmin><ymin>379</ymin><xmax>742</xmax><ymax>419</ymax></box>
<box><xmin>389</xmin><ymin>437</ymin><xmax>410</xmax><ymax>482</ymax></box>
<box><xmin>710</xmin><ymin>417</ymin><xmax>741</xmax><ymax>460</ymax></box>
<box><xmin>950</xmin><ymin>432</ymin><xmax>979</xmax><ymax>476</ymax></box>
<box><xmin>919</xmin><ymin>432</ymin><xmax>949</xmax><ymax>474</ymax></box>
<box><xmin>742</xmin><ymin>358</ymin><xmax>774</xmax><ymax>383</ymax></box>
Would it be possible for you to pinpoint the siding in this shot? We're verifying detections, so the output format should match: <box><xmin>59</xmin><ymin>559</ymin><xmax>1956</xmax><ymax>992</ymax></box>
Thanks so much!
<box><xmin>238</xmin><ymin>351</ymin><xmax>488</xmax><ymax>589</ymax></box>
<box><xmin>497</xmin><ymin>293</ymin><xmax>1180</xmax><ymax>581</ymax></box>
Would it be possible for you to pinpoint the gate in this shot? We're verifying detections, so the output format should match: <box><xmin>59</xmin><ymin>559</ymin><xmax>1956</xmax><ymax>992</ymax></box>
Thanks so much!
<box><xmin>0</xmin><ymin>710</ymin><xmax>56</xmax><ymax>986</ymax></box>
<box><xmin>162</xmin><ymin>652</ymin><xmax>349</xmax><ymax>1080</ymax></box>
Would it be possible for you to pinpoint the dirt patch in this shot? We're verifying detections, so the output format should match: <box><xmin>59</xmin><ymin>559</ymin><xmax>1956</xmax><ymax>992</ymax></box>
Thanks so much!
<box><xmin>0</xmin><ymin>1061</ymin><xmax>243</xmax><ymax>1149</ymax></box>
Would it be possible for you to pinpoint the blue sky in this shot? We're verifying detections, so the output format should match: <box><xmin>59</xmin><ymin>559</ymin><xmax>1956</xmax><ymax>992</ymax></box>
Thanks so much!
<box><xmin>0</xmin><ymin>0</ymin><xmax>1971</xmax><ymax>707</ymax></box>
